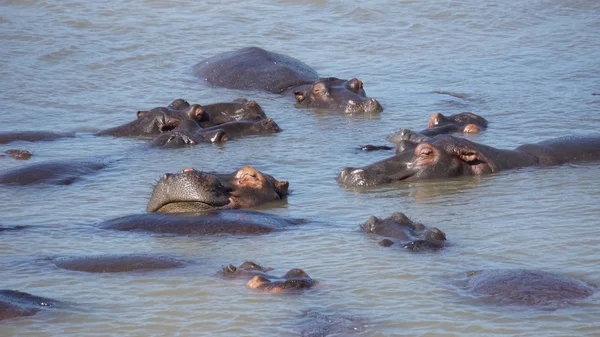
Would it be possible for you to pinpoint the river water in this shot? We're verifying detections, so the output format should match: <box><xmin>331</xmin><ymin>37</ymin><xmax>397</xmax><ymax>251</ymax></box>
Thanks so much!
<box><xmin>1</xmin><ymin>0</ymin><xmax>599</xmax><ymax>336</ymax></box>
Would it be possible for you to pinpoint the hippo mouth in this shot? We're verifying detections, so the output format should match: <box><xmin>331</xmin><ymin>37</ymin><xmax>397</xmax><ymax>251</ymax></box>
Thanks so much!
<box><xmin>343</xmin><ymin>98</ymin><xmax>383</xmax><ymax>114</ymax></box>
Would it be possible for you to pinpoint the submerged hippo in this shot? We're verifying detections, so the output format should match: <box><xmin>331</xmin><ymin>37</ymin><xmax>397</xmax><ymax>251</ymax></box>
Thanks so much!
<box><xmin>361</xmin><ymin>212</ymin><xmax>447</xmax><ymax>251</ymax></box>
<box><xmin>2</xmin><ymin>149</ymin><xmax>32</xmax><ymax>160</ymax></box>
<box><xmin>219</xmin><ymin>261</ymin><xmax>274</xmax><ymax>278</ymax></box>
<box><xmin>135</xmin><ymin>98</ymin><xmax>191</xmax><ymax>117</ymax></box>
<box><xmin>100</xmin><ymin>210</ymin><xmax>303</xmax><ymax>235</ymax></box>
<box><xmin>0</xmin><ymin>159</ymin><xmax>106</xmax><ymax>186</ymax></box>
<box><xmin>0</xmin><ymin>225</ymin><xmax>28</xmax><ymax>232</ymax></box>
<box><xmin>247</xmin><ymin>268</ymin><xmax>315</xmax><ymax>294</ymax></box>
<box><xmin>0</xmin><ymin>289</ymin><xmax>60</xmax><ymax>321</ymax></box>
<box><xmin>147</xmin><ymin>166</ymin><xmax>289</xmax><ymax>212</ymax></box>
<box><xmin>193</xmin><ymin>47</ymin><xmax>383</xmax><ymax>114</ymax></box>
<box><xmin>53</xmin><ymin>254</ymin><xmax>185</xmax><ymax>273</ymax></box>
<box><xmin>339</xmin><ymin>134</ymin><xmax>600</xmax><ymax>186</ymax></box>
<box><xmin>0</xmin><ymin>131</ymin><xmax>75</xmax><ymax>145</ymax></box>
<box><xmin>298</xmin><ymin>310</ymin><xmax>366</xmax><ymax>337</ymax></box>
<box><xmin>198</xmin><ymin>98</ymin><xmax>267</xmax><ymax>128</ymax></box>
<box><xmin>464</xmin><ymin>269</ymin><xmax>595</xmax><ymax>307</ymax></box>
<box><xmin>97</xmin><ymin>103</ymin><xmax>205</xmax><ymax>138</ymax></box>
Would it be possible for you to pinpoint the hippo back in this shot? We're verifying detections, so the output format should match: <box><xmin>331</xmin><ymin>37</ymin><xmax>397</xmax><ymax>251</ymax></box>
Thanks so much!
<box><xmin>193</xmin><ymin>47</ymin><xmax>319</xmax><ymax>94</ymax></box>
<box><xmin>517</xmin><ymin>135</ymin><xmax>600</xmax><ymax>166</ymax></box>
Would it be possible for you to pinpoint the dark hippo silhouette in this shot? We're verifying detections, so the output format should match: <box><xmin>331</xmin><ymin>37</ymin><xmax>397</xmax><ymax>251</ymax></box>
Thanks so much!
<box><xmin>0</xmin><ymin>225</ymin><xmax>28</xmax><ymax>232</ymax></box>
<box><xmin>151</xmin><ymin>118</ymin><xmax>280</xmax><ymax>148</ymax></box>
<box><xmin>0</xmin><ymin>290</ymin><xmax>60</xmax><ymax>321</ymax></box>
<box><xmin>53</xmin><ymin>254</ymin><xmax>185</xmax><ymax>273</ymax></box>
<box><xmin>464</xmin><ymin>269</ymin><xmax>595</xmax><ymax>307</ymax></box>
<box><xmin>298</xmin><ymin>310</ymin><xmax>366</xmax><ymax>337</ymax></box>
<box><xmin>97</xmin><ymin>104</ymin><xmax>205</xmax><ymax>138</ymax></box>
<box><xmin>147</xmin><ymin>166</ymin><xmax>289</xmax><ymax>212</ymax></box>
<box><xmin>0</xmin><ymin>159</ymin><xmax>106</xmax><ymax>186</ymax></box>
<box><xmin>2</xmin><ymin>149</ymin><xmax>32</xmax><ymax>160</ymax></box>
<box><xmin>198</xmin><ymin>98</ymin><xmax>267</xmax><ymax>128</ymax></box>
<box><xmin>361</xmin><ymin>212</ymin><xmax>447</xmax><ymax>251</ymax></box>
<box><xmin>100</xmin><ymin>210</ymin><xmax>303</xmax><ymax>235</ymax></box>
<box><xmin>133</xmin><ymin>98</ymin><xmax>191</xmax><ymax>118</ymax></box>
<box><xmin>360</xmin><ymin>112</ymin><xmax>487</xmax><ymax>152</ymax></box>
<box><xmin>339</xmin><ymin>134</ymin><xmax>600</xmax><ymax>186</ymax></box>
<box><xmin>247</xmin><ymin>268</ymin><xmax>315</xmax><ymax>294</ymax></box>
<box><xmin>0</xmin><ymin>131</ymin><xmax>75</xmax><ymax>145</ymax></box>
<box><xmin>219</xmin><ymin>261</ymin><xmax>274</xmax><ymax>278</ymax></box>
<box><xmin>193</xmin><ymin>47</ymin><xmax>383</xmax><ymax>114</ymax></box>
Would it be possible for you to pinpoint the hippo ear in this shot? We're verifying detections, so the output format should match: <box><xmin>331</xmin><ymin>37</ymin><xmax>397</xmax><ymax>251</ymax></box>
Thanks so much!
<box><xmin>137</xmin><ymin>111</ymin><xmax>148</xmax><ymax>119</ymax></box>
<box><xmin>450</xmin><ymin>141</ymin><xmax>495</xmax><ymax>174</ymax></box>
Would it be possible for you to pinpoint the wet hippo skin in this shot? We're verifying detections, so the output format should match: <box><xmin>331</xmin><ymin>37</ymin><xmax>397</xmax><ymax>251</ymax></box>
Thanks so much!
<box><xmin>0</xmin><ymin>159</ymin><xmax>106</xmax><ymax>186</ymax></box>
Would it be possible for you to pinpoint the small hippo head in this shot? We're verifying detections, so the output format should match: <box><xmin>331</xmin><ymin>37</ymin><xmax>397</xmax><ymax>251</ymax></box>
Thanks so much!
<box><xmin>236</xmin><ymin>99</ymin><xmax>267</xmax><ymax>121</ymax></box>
<box><xmin>361</xmin><ymin>212</ymin><xmax>418</xmax><ymax>237</ymax></box>
<box><xmin>168</xmin><ymin>98</ymin><xmax>191</xmax><ymax>111</ymax></box>
<box><xmin>283</xmin><ymin>268</ymin><xmax>311</xmax><ymax>280</ymax></box>
<box><xmin>221</xmin><ymin>261</ymin><xmax>274</xmax><ymax>277</ymax></box>
<box><xmin>147</xmin><ymin>166</ymin><xmax>289</xmax><ymax>212</ymax></box>
<box><xmin>256</xmin><ymin>118</ymin><xmax>282</xmax><ymax>133</ymax></box>
<box><xmin>293</xmin><ymin>77</ymin><xmax>383</xmax><ymax>114</ymax></box>
<box><xmin>427</xmin><ymin>112</ymin><xmax>488</xmax><ymax>129</ymax></box>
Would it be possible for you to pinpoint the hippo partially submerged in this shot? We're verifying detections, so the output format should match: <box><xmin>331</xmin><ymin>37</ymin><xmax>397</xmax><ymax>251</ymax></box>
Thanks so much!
<box><xmin>193</xmin><ymin>47</ymin><xmax>383</xmax><ymax>114</ymax></box>
<box><xmin>464</xmin><ymin>269</ymin><xmax>595</xmax><ymax>308</ymax></box>
<box><xmin>147</xmin><ymin>166</ymin><xmax>289</xmax><ymax>212</ymax></box>
<box><xmin>0</xmin><ymin>159</ymin><xmax>106</xmax><ymax>186</ymax></box>
<box><xmin>2</xmin><ymin>149</ymin><xmax>32</xmax><ymax>160</ymax></box>
<box><xmin>198</xmin><ymin>98</ymin><xmax>267</xmax><ymax>128</ymax></box>
<box><xmin>361</xmin><ymin>212</ymin><xmax>447</xmax><ymax>251</ymax></box>
<box><xmin>0</xmin><ymin>131</ymin><xmax>75</xmax><ymax>145</ymax></box>
<box><xmin>0</xmin><ymin>290</ymin><xmax>60</xmax><ymax>321</ymax></box>
<box><xmin>339</xmin><ymin>134</ymin><xmax>600</xmax><ymax>187</ymax></box>
<box><xmin>247</xmin><ymin>268</ymin><xmax>315</xmax><ymax>294</ymax></box>
<box><xmin>219</xmin><ymin>261</ymin><xmax>274</xmax><ymax>279</ymax></box>
<box><xmin>53</xmin><ymin>254</ymin><xmax>186</xmax><ymax>273</ymax></box>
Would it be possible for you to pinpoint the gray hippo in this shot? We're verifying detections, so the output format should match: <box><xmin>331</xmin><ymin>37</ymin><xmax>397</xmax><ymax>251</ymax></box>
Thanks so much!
<box><xmin>1</xmin><ymin>149</ymin><xmax>32</xmax><ymax>160</ymax></box>
<box><xmin>246</xmin><ymin>268</ymin><xmax>315</xmax><ymax>294</ymax></box>
<box><xmin>100</xmin><ymin>210</ymin><xmax>304</xmax><ymax>235</ymax></box>
<box><xmin>464</xmin><ymin>269</ymin><xmax>595</xmax><ymax>307</ymax></box>
<box><xmin>339</xmin><ymin>134</ymin><xmax>600</xmax><ymax>186</ymax></box>
<box><xmin>53</xmin><ymin>254</ymin><xmax>186</xmax><ymax>273</ymax></box>
<box><xmin>147</xmin><ymin>166</ymin><xmax>289</xmax><ymax>212</ymax></box>
<box><xmin>0</xmin><ymin>159</ymin><xmax>106</xmax><ymax>186</ymax></box>
<box><xmin>0</xmin><ymin>225</ymin><xmax>28</xmax><ymax>232</ymax></box>
<box><xmin>135</xmin><ymin>98</ymin><xmax>191</xmax><ymax>117</ymax></box>
<box><xmin>298</xmin><ymin>310</ymin><xmax>366</xmax><ymax>337</ymax></box>
<box><xmin>219</xmin><ymin>261</ymin><xmax>274</xmax><ymax>279</ymax></box>
<box><xmin>151</xmin><ymin>118</ymin><xmax>281</xmax><ymax>148</ymax></box>
<box><xmin>198</xmin><ymin>98</ymin><xmax>267</xmax><ymax>128</ymax></box>
<box><xmin>193</xmin><ymin>47</ymin><xmax>383</xmax><ymax>114</ymax></box>
<box><xmin>97</xmin><ymin>103</ymin><xmax>205</xmax><ymax>138</ymax></box>
<box><xmin>361</xmin><ymin>212</ymin><xmax>447</xmax><ymax>251</ymax></box>
<box><xmin>0</xmin><ymin>290</ymin><xmax>60</xmax><ymax>321</ymax></box>
<box><xmin>0</xmin><ymin>131</ymin><xmax>75</xmax><ymax>145</ymax></box>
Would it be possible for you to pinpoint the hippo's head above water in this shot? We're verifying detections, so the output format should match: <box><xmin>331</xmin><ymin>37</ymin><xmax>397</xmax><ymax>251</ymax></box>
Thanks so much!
<box><xmin>147</xmin><ymin>166</ymin><xmax>289</xmax><ymax>212</ymax></box>
<box><xmin>293</xmin><ymin>77</ymin><xmax>383</xmax><ymax>114</ymax></box>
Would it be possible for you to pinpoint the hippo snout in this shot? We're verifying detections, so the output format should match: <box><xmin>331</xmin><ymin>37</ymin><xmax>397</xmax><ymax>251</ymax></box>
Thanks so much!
<box><xmin>337</xmin><ymin>167</ymin><xmax>368</xmax><ymax>186</ymax></box>
<box><xmin>344</xmin><ymin>98</ymin><xmax>383</xmax><ymax>114</ymax></box>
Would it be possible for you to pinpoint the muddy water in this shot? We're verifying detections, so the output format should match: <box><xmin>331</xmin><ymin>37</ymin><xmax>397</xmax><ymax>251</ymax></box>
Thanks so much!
<box><xmin>1</xmin><ymin>0</ymin><xmax>599</xmax><ymax>336</ymax></box>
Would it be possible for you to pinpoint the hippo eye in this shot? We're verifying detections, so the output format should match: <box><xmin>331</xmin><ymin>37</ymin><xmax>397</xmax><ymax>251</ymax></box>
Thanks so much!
<box><xmin>419</xmin><ymin>147</ymin><xmax>433</xmax><ymax>156</ymax></box>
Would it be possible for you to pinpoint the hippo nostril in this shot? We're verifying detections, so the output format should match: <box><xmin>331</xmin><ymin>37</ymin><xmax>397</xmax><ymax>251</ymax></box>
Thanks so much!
<box><xmin>347</xmin><ymin>100</ymin><xmax>357</xmax><ymax>105</ymax></box>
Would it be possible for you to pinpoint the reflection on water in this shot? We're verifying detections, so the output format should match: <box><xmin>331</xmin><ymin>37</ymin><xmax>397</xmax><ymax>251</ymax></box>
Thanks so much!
<box><xmin>1</xmin><ymin>0</ymin><xmax>600</xmax><ymax>336</ymax></box>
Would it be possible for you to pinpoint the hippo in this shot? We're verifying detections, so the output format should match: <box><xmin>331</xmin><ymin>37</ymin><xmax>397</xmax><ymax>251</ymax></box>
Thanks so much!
<box><xmin>96</xmin><ymin>103</ymin><xmax>205</xmax><ymax>138</ymax></box>
<box><xmin>464</xmin><ymin>269</ymin><xmax>595</xmax><ymax>308</ymax></box>
<box><xmin>53</xmin><ymin>254</ymin><xmax>185</xmax><ymax>273</ymax></box>
<box><xmin>339</xmin><ymin>134</ymin><xmax>600</xmax><ymax>187</ymax></box>
<box><xmin>2</xmin><ymin>149</ymin><xmax>32</xmax><ymax>160</ymax></box>
<box><xmin>0</xmin><ymin>289</ymin><xmax>60</xmax><ymax>321</ymax></box>
<box><xmin>0</xmin><ymin>131</ymin><xmax>75</xmax><ymax>145</ymax></box>
<box><xmin>246</xmin><ymin>268</ymin><xmax>315</xmax><ymax>294</ymax></box>
<box><xmin>147</xmin><ymin>166</ymin><xmax>289</xmax><ymax>212</ymax></box>
<box><xmin>0</xmin><ymin>225</ymin><xmax>28</xmax><ymax>232</ymax></box>
<box><xmin>298</xmin><ymin>310</ymin><xmax>366</xmax><ymax>337</ymax></box>
<box><xmin>134</xmin><ymin>98</ymin><xmax>191</xmax><ymax>118</ymax></box>
<box><xmin>193</xmin><ymin>47</ymin><xmax>383</xmax><ymax>114</ymax></box>
<box><xmin>100</xmin><ymin>210</ymin><xmax>304</xmax><ymax>235</ymax></box>
<box><xmin>198</xmin><ymin>98</ymin><xmax>267</xmax><ymax>128</ymax></box>
<box><xmin>0</xmin><ymin>159</ymin><xmax>106</xmax><ymax>186</ymax></box>
<box><xmin>361</xmin><ymin>212</ymin><xmax>447</xmax><ymax>251</ymax></box>
<box><xmin>219</xmin><ymin>261</ymin><xmax>274</xmax><ymax>278</ymax></box>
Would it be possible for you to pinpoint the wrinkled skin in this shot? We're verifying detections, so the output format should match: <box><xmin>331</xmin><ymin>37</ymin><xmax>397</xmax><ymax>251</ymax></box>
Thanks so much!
<box><xmin>0</xmin><ymin>290</ymin><xmax>60</xmax><ymax>321</ymax></box>
<box><xmin>293</xmin><ymin>77</ymin><xmax>383</xmax><ymax>114</ymax></box>
<box><xmin>246</xmin><ymin>268</ymin><xmax>314</xmax><ymax>294</ymax></box>
<box><xmin>219</xmin><ymin>261</ymin><xmax>274</xmax><ymax>278</ymax></box>
<box><xmin>2</xmin><ymin>149</ymin><xmax>32</xmax><ymax>160</ymax></box>
<box><xmin>100</xmin><ymin>210</ymin><xmax>303</xmax><ymax>235</ymax></box>
<box><xmin>299</xmin><ymin>310</ymin><xmax>365</xmax><ymax>337</ymax></box>
<box><xmin>193</xmin><ymin>46</ymin><xmax>319</xmax><ymax>93</ymax></box>
<box><xmin>193</xmin><ymin>47</ymin><xmax>383</xmax><ymax>113</ymax></box>
<box><xmin>147</xmin><ymin>166</ymin><xmax>289</xmax><ymax>212</ymax></box>
<box><xmin>465</xmin><ymin>269</ymin><xmax>595</xmax><ymax>307</ymax></box>
<box><xmin>361</xmin><ymin>212</ymin><xmax>447</xmax><ymax>251</ymax></box>
<box><xmin>0</xmin><ymin>159</ymin><xmax>106</xmax><ymax>186</ymax></box>
<box><xmin>0</xmin><ymin>131</ymin><xmax>75</xmax><ymax>145</ymax></box>
<box><xmin>198</xmin><ymin>98</ymin><xmax>267</xmax><ymax>128</ymax></box>
<box><xmin>53</xmin><ymin>254</ymin><xmax>185</xmax><ymax>273</ymax></box>
<box><xmin>151</xmin><ymin>118</ymin><xmax>280</xmax><ymax>148</ymax></box>
<box><xmin>97</xmin><ymin>104</ymin><xmax>205</xmax><ymax>138</ymax></box>
<box><xmin>339</xmin><ymin>134</ymin><xmax>600</xmax><ymax>187</ymax></box>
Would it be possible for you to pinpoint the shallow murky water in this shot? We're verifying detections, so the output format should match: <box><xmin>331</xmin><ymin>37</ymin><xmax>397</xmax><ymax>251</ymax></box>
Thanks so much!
<box><xmin>1</xmin><ymin>0</ymin><xmax>599</xmax><ymax>336</ymax></box>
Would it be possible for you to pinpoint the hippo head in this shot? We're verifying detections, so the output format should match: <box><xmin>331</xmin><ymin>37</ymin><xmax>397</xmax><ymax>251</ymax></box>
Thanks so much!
<box><xmin>235</xmin><ymin>99</ymin><xmax>267</xmax><ymax>120</ymax></box>
<box><xmin>293</xmin><ymin>77</ymin><xmax>383</xmax><ymax>114</ymax></box>
<box><xmin>168</xmin><ymin>98</ymin><xmax>191</xmax><ymax>111</ymax></box>
<box><xmin>136</xmin><ymin>104</ymin><xmax>205</xmax><ymax>122</ymax></box>
<box><xmin>147</xmin><ymin>166</ymin><xmax>289</xmax><ymax>212</ymax></box>
<box><xmin>282</xmin><ymin>268</ymin><xmax>311</xmax><ymax>280</ymax></box>
<box><xmin>221</xmin><ymin>261</ymin><xmax>274</xmax><ymax>277</ymax></box>
<box><xmin>338</xmin><ymin>135</ymin><xmax>496</xmax><ymax>187</ymax></box>
<box><xmin>255</xmin><ymin>118</ymin><xmax>282</xmax><ymax>133</ymax></box>
<box><xmin>427</xmin><ymin>112</ymin><xmax>488</xmax><ymax>129</ymax></box>
<box><xmin>360</xmin><ymin>212</ymin><xmax>422</xmax><ymax>239</ymax></box>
